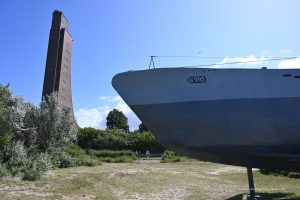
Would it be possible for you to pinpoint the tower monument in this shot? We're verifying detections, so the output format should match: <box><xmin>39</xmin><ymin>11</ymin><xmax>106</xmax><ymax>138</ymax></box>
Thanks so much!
<box><xmin>42</xmin><ymin>10</ymin><xmax>74</xmax><ymax>112</ymax></box>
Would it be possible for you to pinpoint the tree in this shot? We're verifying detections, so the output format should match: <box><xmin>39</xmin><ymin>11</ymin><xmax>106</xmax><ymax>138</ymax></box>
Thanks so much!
<box><xmin>0</xmin><ymin>87</ymin><xmax>80</xmax><ymax>180</ymax></box>
<box><xmin>106</xmin><ymin>109</ymin><xmax>129</xmax><ymax>132</ymax></box>
<box><xmin>8</xmin><ymin>95</ymin><xmax>38</xmax><ymax>150</ymax></box>
<box><xmin>138</xmin><ymin>123</ymin><xmax>149</xmax><ymax>132</ymax></box>
<box><xmin>35</xmin><ymin>93</ymin><xmax>77</xmax><ymax>152</ymax></box>
<box><xmin>0</xmin><ymin>84</ymin><xmax>13</xmax><ymax>148</ymax></box>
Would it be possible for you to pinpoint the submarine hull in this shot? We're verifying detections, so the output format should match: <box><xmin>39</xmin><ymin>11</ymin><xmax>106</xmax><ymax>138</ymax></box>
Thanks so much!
<box><xmin>112</xmin><ymin>68</ymin><xmax>300</xmax><ymax>170</ymax></box>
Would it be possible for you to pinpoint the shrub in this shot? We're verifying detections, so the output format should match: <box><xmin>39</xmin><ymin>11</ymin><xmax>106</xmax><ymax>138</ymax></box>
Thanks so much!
<box><xmin>134</xmin><ymin>131</ymin><xmax>165</xmax><ymax>153</ymax></box>
<box><xmin>21</xmin><ymin>152</ymin><xmax>53</xmax><ymax>181</ymax></box>
<box><xmin>88</xmin><ymin>149</ymin><xmax>136</xmax><ymax>158</ymax></box>
<box><xmin>288</xmin><ymin>172</ymin><xmax>300</xmax><ymax>179</ymax></box>
<box><xmin>65</xmin><ymin>144</ymin><xmax>101</xmax><ymax>167</ymax></box>
<box><xmin>77</xmin><ymin>127</ymin><xmax>165</xmax><ymax>153</ymax></box>
<box><xmin>74</xmin><ymin>157</ymin><xmax>100</xmax><ymax>167</ymax></box>
<box><xmin>48</xmin><ymin>151</ymin><xmax>61</xmax><ymax>168</ymax></box>
<box><xmin>0</xmin><ymin>163</ymin><xmax>7</xmax><ymax>177</ymax></box>
<box><xmin>47</xmin><ymin>150</ymin><xmax>72</xmax><ymax>168</ymax></box>
<box><xmin>50</xmin><ymin>151</ymin><xmax>77</xmax><ymax>168</ymax></box>
<box><xmin>138</xmin><ymin>123</ymin><xmax>149</xmax><ymax>132</ymax></box>
<box><xmin>23</xmin><ymin>166</ymin><xmax>42</xmax><ymax>181</ymax></box>
<box><xmin>260</xmin><ymin>169</ymin><xmax>300</xmax><ymax>179</ymax></box>
<box><xmin>87</xmin><ymin>149</ymin><xmax>136</xmax><ymax>163</ymax></box>
<box><xmin>0</xmin><ymin>87</ymin><xmax>81</xmax><ymax>180</ymax></box>
<box><xmin>8</xmin><ymin>96</ymin><xmax>38</xmax><ymax>150</ymax></box>
<box><xmin>66</xmin><ymin>143</ymin><xmax>86</xmax><ymax>157</ymax></box>
<box><xmin>23</xmin><ymin>160</ymin><xmax>42</xmax><ymax>181</ymax></box>
<box><xmin>77</xmin><ymin>128</ymin><xmax>128</xmax><ymax>150</ymax></box>
<box><xmin>161</xmin><ymin>150</ymin><xmax>182</xmax><ymax>163</ymax></box>
<box><xmin>0</xmin><ymin>84</ymin><xmax>13</xmax><ymax>148</ymax></box>
<box><xmin>3</xmin><ymin>141</ymin><xmax>28</xmax><ymax>176</ymax></box>
<box><xmin>59</xmin><ymin>152</ymin><xmax>77</xmax><ymax>168</ymax></box>
<box><xmin>36</xmin><ymin>93</ymin><xmax>77</xmax><ymax>152</ymax></box>
<box><xmin>32</xmin><ymin>152</ymin><xmax>53</xmax><ymax>172</ymax></box>
<box><xmin>96</xmin><ymin>156</ymin><xmax>135</xmax><ymax>163</ymax></box>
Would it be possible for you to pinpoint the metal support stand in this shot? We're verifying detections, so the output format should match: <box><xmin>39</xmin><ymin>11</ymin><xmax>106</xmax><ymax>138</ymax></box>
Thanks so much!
<box><xmin>246</xmin><ymin>167</ymin><xmax>260</xmax><ymax>200</ymax></box>
<box><xmin>148</xmin><ymin>56</ymin><xmax>156</xmax><ymax>69</ymax></box>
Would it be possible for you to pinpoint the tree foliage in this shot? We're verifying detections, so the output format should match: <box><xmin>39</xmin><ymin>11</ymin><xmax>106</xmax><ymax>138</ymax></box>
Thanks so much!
<box><xmin>106</xmin><ymin>109</ymin><xmax>129</xmax><ymax>132</ymax></box>
<box><xmin>0</xmin><ymin>85</ymin><xmax>80</xmax><ymax>180</ymax></box>
<box><xmin>77</xmin><ymin>127</ymin><xmax>165</xmax><ymax>153</ymax></box>
<box><xmin>36</xmin><ymin>93</ymin><xmax>77</xmax><ymax>151</ymax></box>
<box><xmin>138</xmin><ymin>123</ymin><xmax>149</xmax><ymax>132</ymax></box>
<box><xmin>0</xmin><ymin>85</ymin><xmax>13</xmax><ymax>148</ymax></box>
<box><xmin>161</xmin><ymin>150</ymin><xmax>186</xmax><ymax>163</ymax></box>
<box><xmin>8</xmin><ymin>96</ymin><xmax>38</xmax><ymax>150</ymax></box>
<box><xmin>0</xmin><ymin>84</ymin><xmax>169</xmax><ymax>180</ymax></box>
<box><xmin>3</xmin><ymin>91</ymin><xmax>77</xmax><ymax>152</ymax></box>
<box><xmin>78</xmin><ymin>128</ymin><xmax>129</xmax><ymax>150</ymax></box>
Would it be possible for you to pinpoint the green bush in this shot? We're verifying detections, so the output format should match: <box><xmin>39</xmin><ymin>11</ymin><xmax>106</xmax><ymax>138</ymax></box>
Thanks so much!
<box><xmin>134</xmin><ymin>131</ymin><xmax>165</xmax><ymax>153</ymax></box>
<box><xmin>22</xmin><ymin>153</ymin><xmax>53</xmax><ymax>181</ymax></box>
<box><xmin>0</xmin><ymin>85</ymin><xmax>13</xmax><ymax>148</ymax></box>
<box><xmin>3</xmin><ymin>141</ymin><xmax>28</xmax><ymax>176</ymax></box>
<box><xmin>161</xmin><ymin>150</ymin><xmax>183</xmax><ymax>163</ymax></box>
<box><xmin>77</xmin><ymin>128</ymin><xmax>165</xmax><ymax>153</ymax></box>
<box><xmin>23</xmin><ymin>161</ymin><xmax>43</xmax><ymax>181</ymax></box>
<box><xmin>0</xmin><ymin>163</ymin><xmax>7</xmax><ymax>177</ymax></box>
<box><xmin>48</xmin><ymin>151</ymin><xmax>62</xmax><ymax>168</ymax></box>
<box><xmin>97</xmin><ymin>156</ymin><xmax>136</xmax><ymax>163</ymax></box>
<box><xmin>33</xmin><ymin>152</ymin><xmax>53</xmax><ymax>172</ymax></box>
<box><xmin>65</xmin><ymin>144</ymin><xmax>101</xmax><ymax>167</ymax></box>
<box><xmin>8</xmin><ymin>166</ymin><xmax>23</xmax><ymax>177</ymax></box>
<box><xmin>35</xmin><ymin>93</ymin><xmax>78</xmax><ymax>152</ymax></box>
<box><xmin>77</xmin><ymin>128</ymin><xmax>129</xmax><ymax>150</ymax></box>
<box><xmin>74</xmin><ymin>156</ymin><xmax>100</xmax><ymax>167</ymax></box>
<box><xmin>0</xmin><ymin>86</ymin><xmax>82</xmax><ymax>180</ymax></box>
<box><xmin>66</xmin><ymin>143</ymin><xmax>86</xmax><ymax>157</ymax></box>
<box><xmin>23</xmin><ymin>168</ymin><xmax>41</xmax><ymax>181</ymax></box>
<box><xmin>260</xmin><ymin>169</ymin><xmax>300</xmax><ymax>179</ymax></box>
<box><xmin>88</xmin><ymin>149</ymin><xmax>136</xmax><ymax>163</ymax></box>
<box><xmin>288</xmin><ymin>172</ymin><xmax>300</xmax><ymax>179</ymax></box>
<box><xmin>88</xmin><ymin>149</ymin><xmax>136</xmax><ymax>158</ymax></box>
<box><xmin>58</xmin><ymin>152</ymin><xmax>77</xmax><ymax>168</ymax></box>
<box><xmin>48</xmin><ymin>151</ymin><xmax>75</xmax><ymax>168</ymax></box>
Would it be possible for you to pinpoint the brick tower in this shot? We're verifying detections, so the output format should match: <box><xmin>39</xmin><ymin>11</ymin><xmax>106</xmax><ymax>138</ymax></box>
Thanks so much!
<box><xmin>42</xmin><ymin>10</ymin><xmax>74</xmax><ymax>112</ymax></box>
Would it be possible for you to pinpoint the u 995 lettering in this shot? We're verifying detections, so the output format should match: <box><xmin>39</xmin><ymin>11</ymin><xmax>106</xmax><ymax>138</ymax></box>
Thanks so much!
<box><xmin>187</xmin><ymin>76</ymin><xmax>206</xmax><ymax>83</ymax></box>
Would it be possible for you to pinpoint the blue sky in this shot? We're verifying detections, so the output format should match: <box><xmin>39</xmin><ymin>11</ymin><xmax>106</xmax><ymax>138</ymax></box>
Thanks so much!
<box><xmin>1</xmin><ymin>0</ymin><xmax>300</xmax><ymax>130</ymax></box>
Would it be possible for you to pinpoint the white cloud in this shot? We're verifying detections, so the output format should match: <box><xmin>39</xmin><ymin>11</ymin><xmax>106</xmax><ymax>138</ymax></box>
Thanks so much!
<box><xmin>214</xmin><ymin>55</ymin><xmax>269</xmax><ymax>68</ymax></box>
<box><xmin>110</xmin><ymin>96</ymin><xmax>123</xmax><ymax>102</ymax></box>
<box><xmin>211</xmin><ymin>50</ymin><xmax>297</xmax><ymax>68</ymax></box>
<box><xmin>261</xmin><ymin>50</ymin><xmax>273</xmax><ymax>58</ymax></box>
<box><xmin>75</xmin><ymin>96</ymin><xmax>141</xmax><ymax>131</ymax></box>
<box><xmin>99</xmin><ymin>96</ymin><xmax>110</xmax><ymax>100</ymax></box>
<box><xmin>112</xmin><ymin>96</ymin><xmax>132</xmax><ymax>115</ymax></box>
<box><xmin>280</xmin><ymin>49</ymin><xmax>292</xmax><ymax>55</ymax></box>
<box><xmin>278</xmin><ymin>57</ymin><xmax>300</xmax><ymax>69</ymax></box>
<box><xmin>75</xmin><ymin>107</ymin><xmax>109</xmax><ymax>128</ymax></box>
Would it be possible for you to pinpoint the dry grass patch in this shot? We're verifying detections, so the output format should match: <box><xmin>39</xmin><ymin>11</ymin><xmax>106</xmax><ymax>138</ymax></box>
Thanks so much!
<box><xmin>0</xmin><ymin>161</ymin><xmax>299</xmax><ymax>199</ymax></box>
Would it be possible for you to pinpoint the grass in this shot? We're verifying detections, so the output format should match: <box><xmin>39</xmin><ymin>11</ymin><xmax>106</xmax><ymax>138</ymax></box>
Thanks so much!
<box><xmin>0</xmin><ymin>160</ymin><xmax>299</xmax><ymax>199</ymax></box>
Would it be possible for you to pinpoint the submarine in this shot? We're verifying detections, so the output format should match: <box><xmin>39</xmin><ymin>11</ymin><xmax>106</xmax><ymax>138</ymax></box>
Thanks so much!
<box><xmin>112</xmin><ymin>67</ymin><xmax>300</xmax><ymax>199</ymax></box>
